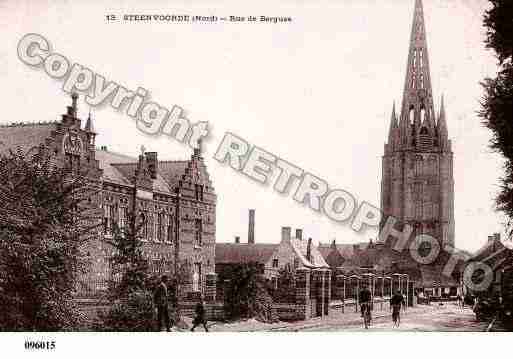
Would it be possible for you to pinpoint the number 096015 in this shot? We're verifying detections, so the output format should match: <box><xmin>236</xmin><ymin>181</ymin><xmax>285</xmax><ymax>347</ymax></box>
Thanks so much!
<box><xmin>24</xmin><ymin>340</ymin><xmax>56</xmax><ymax>350</ymax></box>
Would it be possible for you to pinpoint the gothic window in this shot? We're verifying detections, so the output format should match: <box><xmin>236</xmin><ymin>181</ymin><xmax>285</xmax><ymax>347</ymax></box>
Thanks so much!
<box><xmin>273</xmin><ymin>259</ymin><xmax>279</xmax><ymax>268</ymax></box>
<box><xmin>194</xmin><ymin>218</ymin><xmax>203</xmax><ymax>246</ymax></box>
<box><xmin>413</xmin><ymin>50</ymin><xmax>417</xmax><ymax>67</ymax></box>
<box><xmin>419</xmin><ymin>49</ymin><xmax>424</xmax><ymax>68</ymax></box>
<box><xmin>409</xmin><ymin>106</ymin><xmax>415</xmax><ymax>125</ymax></box>
<box><xmin>420</xmin><ymin>74</ymin><xmax>424</xmax><ymax>89</ymax></box>
<box><xmin>411</xmin><ymin>75</ymin><xmax>416</xmax><ymax>89</ymax></box>
<box><xmin>420</xmin><ymin>107</ymin><xmax>426</xmax><ymax>123</ymax></box>
<box><xmin>415</xmin><ymin>156</ymin><xmax>423</xmax><ymax>176</ymax></box>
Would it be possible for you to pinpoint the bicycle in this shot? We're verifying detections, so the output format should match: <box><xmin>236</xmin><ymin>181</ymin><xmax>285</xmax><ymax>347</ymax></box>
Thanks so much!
<box><xmin>361</xmin><ymin>302</ymin><xmax>372</xmax><ymax>329</ymax></box>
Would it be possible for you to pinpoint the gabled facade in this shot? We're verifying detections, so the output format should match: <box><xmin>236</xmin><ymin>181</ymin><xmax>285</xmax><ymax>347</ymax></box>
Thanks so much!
<box><xmin>0</xmin><ymin>94</ymin><xmax>216</xmax><ymax>299</ymax></box>
<box><xmin>265</xmin><ymin>227</ymin><xmax>330</xmax><ymax>279</ymax></box>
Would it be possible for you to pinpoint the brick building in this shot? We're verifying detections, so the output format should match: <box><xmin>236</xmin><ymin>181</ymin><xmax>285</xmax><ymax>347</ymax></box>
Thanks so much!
<box><xmin>0</xmin><ymin>94</ymin><xmax>216</xmax><ymax>299</ymax></box>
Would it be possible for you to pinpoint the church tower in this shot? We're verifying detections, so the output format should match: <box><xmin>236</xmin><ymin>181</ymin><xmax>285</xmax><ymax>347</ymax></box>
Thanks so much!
<box><xmin>380</xmin><ymin>0</ymin><xmax>455</xmax><ymax>247</ymax></box>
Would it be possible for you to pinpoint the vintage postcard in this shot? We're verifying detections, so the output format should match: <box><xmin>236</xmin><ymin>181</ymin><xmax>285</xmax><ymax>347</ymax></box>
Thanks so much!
<box><xmin>0</xmin><ymin>0</ymin><xmax>512</xmax><ymax>357</ymax></box>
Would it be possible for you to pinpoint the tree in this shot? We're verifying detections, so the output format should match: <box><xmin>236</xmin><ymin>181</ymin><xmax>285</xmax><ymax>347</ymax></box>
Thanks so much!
<box><xmin>96</xmin><ymin>213</ymin><xmax>155</xmax><ymax>331</ymax></box>
<box><xmin>480</xmin><ymin>1</ymin><xmax>513</xmax><ymax>234</ymax></box>
<box><xmin>222</xmin><ymin>263</ymin><xmax>277</xmax><ymax>323</ymax></box>
<box><xmin>0</xmin><ymin>148</ymin><xmax>98</xmax><ymax>331</ymax></box>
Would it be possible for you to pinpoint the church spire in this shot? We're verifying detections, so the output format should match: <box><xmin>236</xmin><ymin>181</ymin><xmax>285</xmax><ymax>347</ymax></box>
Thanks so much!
<box><xmin>388</xmin><ymin>101</ymin><xmax>398</xmax><ymax>144</ymax></box>
<box><xmin>400</xmin><ymin>0</ymin><xmax>436</xmax><ymax>139</ymax></box>
<box><xmin>438</xmin><ymin>94</ymin><xmax>448</xmax><ymax>144</ymax></box>
<box><xmin>85</xmin><ymin>110</ymin><xmax>96</xmax><ymax>134</ymax></box>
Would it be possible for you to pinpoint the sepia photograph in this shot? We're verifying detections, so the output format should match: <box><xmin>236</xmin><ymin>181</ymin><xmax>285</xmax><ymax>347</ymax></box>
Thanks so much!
<box><xmin>0</xmin><ymin>0</ymin><xmax>512</xmax><ymax>357</ymax></box>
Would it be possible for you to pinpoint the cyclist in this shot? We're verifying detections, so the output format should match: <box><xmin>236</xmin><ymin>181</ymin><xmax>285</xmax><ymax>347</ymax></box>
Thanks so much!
<box><xmin>390</xmin><ymin>290</ymin><xmax>405</xmax><ymax>327</ymax></box>
<box><xmin>359</xmin><ymin>284</ymin><xmax>372</xmax><ymax>328</ymax></box>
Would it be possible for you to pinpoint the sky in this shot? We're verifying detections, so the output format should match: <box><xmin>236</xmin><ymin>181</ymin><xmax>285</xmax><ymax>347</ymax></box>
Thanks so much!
<box><xmin>0</xmin><ymin>0</ymin><xmax>505</xmax><ymax>252</ymax></box>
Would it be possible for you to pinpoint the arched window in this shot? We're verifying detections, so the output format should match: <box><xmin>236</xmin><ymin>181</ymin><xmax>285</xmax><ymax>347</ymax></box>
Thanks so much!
<box><xmin>419</xmin><ymin>49</ymin><xmax>424</xmax><ymax>68</ymax></box>
<box><xmin>420</xmin><ymin>107</ymin><xmax>426</xmax><ymax>123</ymax></box>
<box><xmin>420</xmin><ymin>74</ymin><xmax>424</xmax><ymax>89</ymax></box>
<box><xmin>415</xmin><ymin>156</ymin><xmax>423</xmax><ymax>176</ymax></box>
<box><xmin>413</xmin><ymin>50</ymin><xmax>417</xmax><ymax>67</ymax></box>
<box><xmin>409</xmin><ymin>106</ymin><xmax>415</xmax><ymax>125</ymax></box>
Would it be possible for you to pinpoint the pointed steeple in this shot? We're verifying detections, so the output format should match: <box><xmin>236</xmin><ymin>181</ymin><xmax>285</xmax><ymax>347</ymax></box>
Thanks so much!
<box><xmin>388</xmin><ymin>101</ymin><xmax>398</xmax><ymax>144</ymax></box>
<box><xmin>438</xmin><ymin>94</ymin><xmax>448</xmax><ymax>141</ymax></box>
<box><xmin>400</xmin><ymin>0</ymin><xmax>436</xmax><ymax>140</ymax></box>
<box><xmin>85</xmin><ymin>110</ymin><xmax>96</xmax><ymax>133</ymax></box>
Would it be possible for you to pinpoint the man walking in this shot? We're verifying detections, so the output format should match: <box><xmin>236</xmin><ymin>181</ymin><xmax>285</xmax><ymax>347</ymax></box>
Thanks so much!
<box><xmin>154</xmin><ymin>275</ymin><xmax>171</xmax><ymax>332</ymax></box>
<box><xmin>390</xmin><ymin>290</ymin><xmax>405</xmax><ymax>327</ymax></box>
<box><xmin>190</xmin><ymin>297</ymin><xmax>209</xmax><ymax>332</ymax></box>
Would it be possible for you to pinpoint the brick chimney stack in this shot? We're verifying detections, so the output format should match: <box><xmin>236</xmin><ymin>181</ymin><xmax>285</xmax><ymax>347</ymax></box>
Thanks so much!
<box><xmin>145</xmin><ymin>152</ymin><xmax>158</xmax><ymax>179</ymax></box>
<box><xmin>248</xmin><ymin>209</ymin><xmax>255</xmax><ymax>244</ymax></box>
<box><xmin>281</xmin><ymin>227</ymin><xmax>291</xmax><ymax>243</ymax></box>
<box><xmin>295</xmin><ymin>228</ymin><xmax>303</xmax><ymax>240</ymax></box>
<box><xmin>306</xmin><ymin>238</ymin><xmax>312</xmax><ymax>261</ymax></box>
<box><xmin>235</xmin><ymin>236</ymin><xmax>240</xmax><ymax>244</ymax></box>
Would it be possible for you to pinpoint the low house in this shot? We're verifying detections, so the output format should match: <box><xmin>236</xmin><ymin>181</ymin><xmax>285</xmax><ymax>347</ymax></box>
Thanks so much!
<box><xmin>466</xmin><ymin>233</ymin><xmax>513</xmax><ymax>297</ymax></box>
<box><xmin>265</xmin><ymin>227</ymin><xmax>330</xmax><ymax>279</ymax></box>
<box><xmin>214</xmin><ymin>237</ymin><xmax>278</xmax><ymax>278</ymax></box>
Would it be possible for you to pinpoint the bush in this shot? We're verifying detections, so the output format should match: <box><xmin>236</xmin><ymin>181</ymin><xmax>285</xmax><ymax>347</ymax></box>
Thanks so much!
<box><xmin>96</xmin><ymin>290</ymin><xmax>155</xmax><ymax>331</ymax></box>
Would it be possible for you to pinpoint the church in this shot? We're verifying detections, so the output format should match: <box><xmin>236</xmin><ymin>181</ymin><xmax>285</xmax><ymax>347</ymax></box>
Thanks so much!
<box><xmin>379</xmin><ymin>0</ymin><xmax>460</xmax><ymax>294</ymax></box>
<box><xmin>380</xmin><ymin>0</ymin><xmax>455</xmax><ymax>248</ymax></box>
<box><xmin>0</xmin><ymin>93</ymin><xmax>217</xmax><ymax>300</ymax></box>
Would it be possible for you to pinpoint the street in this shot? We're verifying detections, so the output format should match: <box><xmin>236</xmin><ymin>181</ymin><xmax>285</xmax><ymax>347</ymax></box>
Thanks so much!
<box><xmin>208</xmin><ymin>302</ymin><xmax>490</xmax><ymax>332</ymax></box>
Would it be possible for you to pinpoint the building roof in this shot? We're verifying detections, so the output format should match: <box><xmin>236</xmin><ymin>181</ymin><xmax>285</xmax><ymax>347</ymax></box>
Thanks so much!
<box><xmin>95</xmin><ymin>149</ymin><xmax>181</xmax><ymax>194</ymax></box>
<box><xmin>472</xmin><ymin>237</ymin><xmax>506</xmax><ymax>262</ymax></box>
<box><xmin>290</xmin><ymin>238</ymin><xmax>329</xmax><ymax>269</ymax></box>
<box><xmin>215</xmin><ymin>243</ymin><xmax>278</xmax><ymax>265</ymax></box>
<box><xmin>0</xmin><ymin>123</ymin><xmax>57</xmax><ymax>155</ymax></box>
<box><xmin>318</xmin><ymin>242</ymin><xmax>361</xmax><ymax>260</ymax></box>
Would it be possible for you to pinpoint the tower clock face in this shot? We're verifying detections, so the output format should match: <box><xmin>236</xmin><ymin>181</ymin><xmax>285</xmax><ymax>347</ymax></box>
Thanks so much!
<box><xmin>62</xmin><ymin>132</ymin><xmax>83</xmax><ymax>156</ymax></box>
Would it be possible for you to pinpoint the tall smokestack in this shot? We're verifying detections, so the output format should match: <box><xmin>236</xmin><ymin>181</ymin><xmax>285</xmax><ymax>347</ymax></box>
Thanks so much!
<box><xmin>281</xmin><ymin>227</ymin><xmax>291</xmax><ymax>243</ymax></box>
<box><xmin>306</xmin><ymin>238</ymin><xmax>312</xmax><ymax>262</ymax></box>
<box><xmin>295</xmin><ymin>228</ymin><xmax>303</xmax><ymax>240</ymax></box>
<box><xmin>248</xmin><ymin>209</ymin><xmax>255</xmax><ymax>244</ymax></box>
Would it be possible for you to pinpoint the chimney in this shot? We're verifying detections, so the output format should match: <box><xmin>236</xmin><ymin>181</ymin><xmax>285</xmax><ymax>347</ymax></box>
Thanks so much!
<box><xmin>494</xmin><ymin>233</ymin><xmax>501</xmax><ymax>241</ymax></box>
<box><xmin>306</xmin><ymin>238</ymin><xmax>312</xmax><ymax>262</ymax></box>
<box><xmin>331</xmin><ymin>239</ymin><xmax>336</xmax><ymax>249</ymax></box>
<box><xmin>281</xmin><ymin>227</ymin><xmax>291</xmax><ymax>243</ymax></box>
<box><xmin>235</xmin><ymin>236</ymin><xmax>240</xmax><ymax>244</ymax></box>
<box><xmin>248</xmin><ymin>209</ymin><xmax>255</xmax><ymax>244</ymax></box>
<box><xmin>145</xmin><ymin>152</ymin><xmax>158</xmax><ymax>179</ymax></box>
<box><xmin>488</xmin><ymin>235</ymin><xmax>494</xmax><ymax>242</ymax></box>
<box><xmin>295</xmin><ymin>228</ymin><xmax>303</xmax><ymax>240</ymax></box>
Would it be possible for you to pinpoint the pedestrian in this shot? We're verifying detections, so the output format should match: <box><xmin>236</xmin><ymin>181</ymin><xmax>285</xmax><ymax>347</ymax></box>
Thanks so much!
<box><xmin>153</xmin><ymin>275</ymin><xmax>171</xmax><ymax>332</ymax></box>
<box><xmin>191</xmin><ymin>296</ymin><xmax>209</xmax><ymax>332</ymax></box>
<box><xmin>390</xmin><ymin>290</ymin><xmax>405</xmax><ymax>327</ymax></box>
